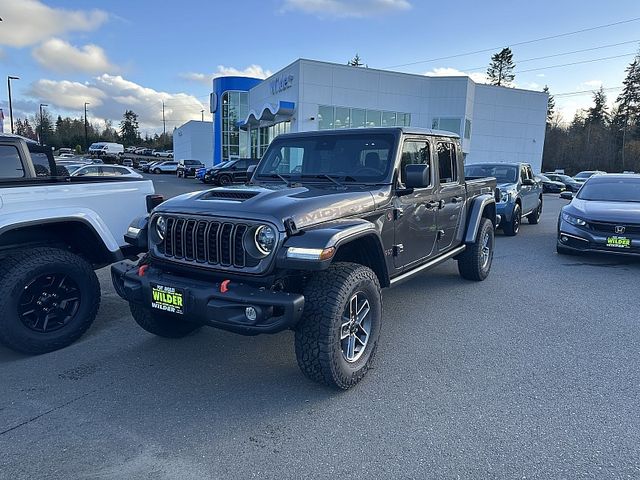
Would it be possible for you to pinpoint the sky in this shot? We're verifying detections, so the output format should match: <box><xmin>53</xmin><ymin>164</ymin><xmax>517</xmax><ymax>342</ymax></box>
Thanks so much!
<box><xmin>1</xmin><ymin>0</ymin><xmax>640</xmax><ymax>135</ymax></box>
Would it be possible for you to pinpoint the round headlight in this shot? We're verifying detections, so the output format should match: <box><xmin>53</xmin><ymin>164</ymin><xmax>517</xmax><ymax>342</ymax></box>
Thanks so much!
<box><xmin>254</xmin><ymin>225</ymin><xmax>276</xmax><ymax>255</ymax></box>
<box><xmin>155</xmin><ymin>215</ymin><xmax>167</xmax><ymax>241</ymax></box>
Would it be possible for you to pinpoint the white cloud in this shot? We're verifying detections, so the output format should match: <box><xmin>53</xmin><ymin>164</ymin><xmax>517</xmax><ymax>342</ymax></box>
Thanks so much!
<box><xmin>27</xmin><ymin>79</ymin><xmax>107</xmax><ymax>110</ymax></box>
<box><xmin>32</xmin><ymin>38</ymin><xmax>118</xmax><ymax>74</ymax></box>
<box><xmin>578</xmin><ymin>79</ymin><xmax>603</xmax><ymax>89</ymax></box>
<box><xmin>0</xmin><ymin>0</ymin><xmax>108</xmax><ymax>48</ymax></box>
<box><xmin>424</xmin><ymin>67</ymin><xmax>489</xmax><ymax>84</ymax></box>
<box><xmin>27</xmin><ymin>75</ymin><xmax>208</xmax><ymax>132</ymax></box>
<box><xmin>536</xmin><ymin>73</ymin><xmax>546</xmax><ymax>78</ymax></box>
<box><xmin>281</xmin><ymin>0</ymin><xmax>411</xmax><ymax>18</ymax></box>
<box><xmin>180</xmin><ymin>65</ymin><xmax>273</xmax><ymax>86</ymax></box>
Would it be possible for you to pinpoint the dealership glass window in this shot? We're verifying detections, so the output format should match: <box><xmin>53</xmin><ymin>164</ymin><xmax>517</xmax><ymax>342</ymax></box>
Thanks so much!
<box><xmin>381</xmin><ymin>111</ymin><xmax>396</xmax><ymax>127</ymax></box>
<box><xmin>432</xmin><ymin>117</ymin><xmax>461</xmax><ymax>135</ymax></box>
<box><xmin>351</xmin><ymin>108</ymin><xmax>366</xmax><ymax>128</ymax></box>
<box><xmin>464</xmin><ymin>118</ymin><xmax>472</xmax><ymax>139</ymax></box>
<box><xmin>221</xmin><ymin>90</ymin><xmax>249</xmax><ymax>161</ymax></box>
<box><xmin>334</xmin><ymin>107</ymin><xmax>350</xmax><ymax>128</ymax></box>
<box><xmin>0</xmin><ymin>145</ymin><xmax>25</xmax><ymax>178</ymax></box>
<box><xmin>437</xmin><ymin>142</ymin><xmax>457</xmax><ymax>183</ymax></box>
<box><xmin>366</xmin><ymin>110</ymin><xmax>382</xmax><ymax>127</ymax></box>
<box><xmin>398</xmin><ymin>113</ymin><xmax>411</xmax><ymax>126</ymax></box>
<box><xmin>318</xmin><ymin>105</ymin><xmax>334</xmax><ymax>130</ymax></box>
<box><xmin>400</xmin><ymin>140</ymin><xmax>431</xmax><ymax>185</ymax></box>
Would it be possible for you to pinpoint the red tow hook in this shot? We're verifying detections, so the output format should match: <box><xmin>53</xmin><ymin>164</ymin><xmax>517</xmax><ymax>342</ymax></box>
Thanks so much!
<box><xmin>220</xmin><ymin>279</ymin><xmax>231</xmax><ymax>293</ymax></box>
<box><xmin>137</xmin><ymin>264</ymin><xmax>149</xmax><ymax>277</ymax></box>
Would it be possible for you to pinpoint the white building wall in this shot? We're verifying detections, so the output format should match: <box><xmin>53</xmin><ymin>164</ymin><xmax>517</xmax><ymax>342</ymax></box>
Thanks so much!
<box><xmin>468</xmin><ymin>85</ymin><xmax>547</xmax><ymax>172</ymax></box>
<box><xmin>244</xmin><ymin>59</ymin><xmax>547</xmax><ymax>170</ymax></box>
<box><xmin>173</xmin><ymin>121</ymin><xmax>213</xmax><ymax>165</ymax></box>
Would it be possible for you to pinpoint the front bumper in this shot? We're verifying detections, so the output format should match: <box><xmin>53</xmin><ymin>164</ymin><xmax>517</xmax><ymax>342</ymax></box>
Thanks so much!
<box><xmin>496</xmin><ymin>202</ymin><xmax>514</xmax><ymax>224</ymax></box>
<box><xmin>111</xmin><ymin>261</ymin><xmax>305</xmax><ymax>335</ymax></box>
<box><xmin>558</xmin><ymin>221</ymin><xmax>640</xmax><ymax>257</ymax></box>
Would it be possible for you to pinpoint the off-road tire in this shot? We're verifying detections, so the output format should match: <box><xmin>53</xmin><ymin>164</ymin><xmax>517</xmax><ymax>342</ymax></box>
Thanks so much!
<box><xmin>294</xmin><ymin>262</ymin><xmax>382</xmax><ymax>390</ymax></box>
<box><xmin>458</xmin><ymin>218</ymin><xmax>494</xmax><ymax>281</ymax></box>
<box><xmin>0</xmin><ymin>248</ymin><xmax>100</xmax><ymax>354</ymax></box>
<box><xmin>218</xmin><ymin>174</ymin><xmax>232</xmax><ymax>186</ymax></box>
<box><xmin>129</xmin><ymin>303</ymin><xmax>201</xmax><ymax>338</ymax></box>
<box><xmin>527</xmin><ymin>197</ymin><xmax>543</xmax><ymax>224</ymax></box>
<box><xmin>503</xmin><ymin>203</ymin><xmax>521</xmax><ymax>236</ymax></box>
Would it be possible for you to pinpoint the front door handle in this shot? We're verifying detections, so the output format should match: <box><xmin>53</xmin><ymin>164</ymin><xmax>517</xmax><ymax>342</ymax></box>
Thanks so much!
<box><xmin>452</xmin><ymin>196</ymin><xmax>464</xmax><ymax>204</ymax></box>
<box><xmin>438</xmin><ymin>199</ymin><xmax>446</xmax><ymax>209</ymax></box>
<box><xmin>426</xmin><ymin>201</ymin><xmax>439</xmax><ymax>210</ymax></box>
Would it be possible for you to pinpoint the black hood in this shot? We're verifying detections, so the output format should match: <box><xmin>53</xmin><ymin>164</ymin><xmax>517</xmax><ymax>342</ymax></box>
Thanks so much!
<box><xmin>567</xmin><ymin>198</ymin><xmax>640</xmax><ymax>224</ymax></box>
<box><xmin>155</xmin><ymin>183</ymin><xmax>390</xmax><ymax>231</ymax></box>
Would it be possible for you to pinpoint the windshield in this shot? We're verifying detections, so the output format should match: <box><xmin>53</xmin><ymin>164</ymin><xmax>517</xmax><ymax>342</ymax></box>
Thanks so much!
<box><xmin>465</xmin><ymin>164</ymin><xmax>518</xmax><ymax>183</ymax></box>
<box><xmin>255</xmin><ymin>133</ymin><xmax>396</xmax><ymax>183</ymax></box>
<box><xmin>577</xmin><ymin>177</ymin><xmax>640</xmax><ymax>202</ymax></box>
<box><xmin>575</xmin><ymin>171</ymin><xmax>595</xmax><ymax>179</ymax></box>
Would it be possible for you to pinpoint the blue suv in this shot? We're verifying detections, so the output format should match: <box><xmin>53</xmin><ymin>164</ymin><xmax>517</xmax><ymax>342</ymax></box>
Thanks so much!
<box><xmin>465</xmin><ymin>162</ymin><xmax>543</xmax><ymax>236</ymax></box>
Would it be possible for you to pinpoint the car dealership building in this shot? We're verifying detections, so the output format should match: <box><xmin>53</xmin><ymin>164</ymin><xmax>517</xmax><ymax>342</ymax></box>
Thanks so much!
<box><xmin>209</xmin><ymin>58</ymin><xmax>548</xmax><ymax>172</ymax></box>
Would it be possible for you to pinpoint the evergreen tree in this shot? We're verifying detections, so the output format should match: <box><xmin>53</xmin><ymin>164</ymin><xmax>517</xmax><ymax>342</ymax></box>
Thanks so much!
<box><xmin>487</xmin><ymin>47</ymin><xmax>516</xmax><ymax>87</ymax></box>
<box><xmin>615</xmin><ymin>54</ymin><xmax>640</xmax><ymax>138</ymax></box>
<box><xmin>347</xmin><ymin>53</ymin><xmax>365</xmax><ymax>67</ymax></box>
<box><xmin>543</xmin><ymin>85</ymin><xmax>555</xmax><ymax>126</ymax></box>
<box><xmin>15</xmin><ymin>118</ymin><xmax>37</xmax><ymax>140</ymax></box>
<box><xmin>586</xmin><ymin>87</ymin><xmax>609</xmax><ymax>126</ymax></box>
<box><xmin>119</xmin><ymin>110</ymin><xmax>139</xmax><ymax>146</ymax></box>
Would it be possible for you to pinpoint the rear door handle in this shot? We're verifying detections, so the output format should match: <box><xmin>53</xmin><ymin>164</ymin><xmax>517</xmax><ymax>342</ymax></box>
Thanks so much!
<box><xmin>426</xmin><ymin>201</ymin><xmax>439</xmax><ymax>210</ymax></box>
<box><xmin>452</xmin><ymin>196</ymin><xmax>464</xmax><ymax>203</ymax></box>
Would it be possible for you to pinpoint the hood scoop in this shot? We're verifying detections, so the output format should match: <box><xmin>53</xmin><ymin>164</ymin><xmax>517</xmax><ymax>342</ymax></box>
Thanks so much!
<box><xmin>201</xmin><ymin>190</ymin><xmax>259</xmax><ymax>201</ymax></box>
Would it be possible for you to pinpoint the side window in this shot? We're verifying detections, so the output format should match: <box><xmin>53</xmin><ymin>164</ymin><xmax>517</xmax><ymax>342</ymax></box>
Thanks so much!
<box><xmin>30</xmin><ymin>152</ymin><xmax>52</xmax><ymax>176</ymax></box>
<box><xmin>436</xmin><ymin>142</ymin><xmax>457</xmax><ymax>184</ymax></box>
<box><xmin>526</xmin><ymin>166</ymin><xmax>534</xmax><ymax>180</ymax></box>
<box><xmin>400</xmin><ymin>140</ymin><xmax>431</xmax><ymax>186</ymax></box>
<box><xmin>79</xmin><ymin>166</ymin><xmax>101</xmax><ymax>176</ymax></box>
<box><xmin>0</xmin><ymin>145</ymin><xmax>26</xmax><ymax>179</ymax></box>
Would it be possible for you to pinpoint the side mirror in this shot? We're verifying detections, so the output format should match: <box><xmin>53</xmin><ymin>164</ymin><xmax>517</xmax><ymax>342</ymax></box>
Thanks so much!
<box><xmin>522</xmin><ymin>178</ymin><xmax>535</xmax><ymax>186</ymax></box>
<box><xmin>560</xmin><ymin>191</ymin><xmax>573</xmax><ymax>200</ymax></box>
<box><xmin>405</xmin><ymin>164</ymin><xmax>430</xmax><ymax>189</ymax></box>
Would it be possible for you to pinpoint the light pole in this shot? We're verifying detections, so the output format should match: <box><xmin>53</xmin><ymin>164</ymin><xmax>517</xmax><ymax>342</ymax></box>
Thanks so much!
<box><xmin>201</xmin><ymin>109</ymin><xmax>204</xmax><ymax>121</ymax></box>
<box><xmin>7</xmin><ymin>76</ymin><xmax>19</xmax><ymax>134</ymax></box>
<box><xmin>162</xmin><ymin>101</ymin><xmax>166</xmax><ymax>138</ymax></box>
<box><xmin>84</xmin><ymin>102</ymin><xmax>90</xmax><ymax>152</ymax></box>
<box><xmin>39</xmin><ymin>103</ymin><xmax>48</xmax><ymax>145</ymax></box>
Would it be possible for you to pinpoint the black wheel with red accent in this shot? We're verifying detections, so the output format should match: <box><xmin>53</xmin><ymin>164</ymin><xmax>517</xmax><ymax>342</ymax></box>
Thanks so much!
<box><xmin>0</xmin><ymin>248</ymin><xmax>100</xmax><ymax>354</ymax></box>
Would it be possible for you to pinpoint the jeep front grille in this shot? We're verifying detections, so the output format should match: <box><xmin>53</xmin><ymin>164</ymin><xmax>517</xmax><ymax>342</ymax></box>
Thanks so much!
<box><xmin>161</xmin><ymin>217</ymin><xmax>258</xmax><ymax>269</ymax></box>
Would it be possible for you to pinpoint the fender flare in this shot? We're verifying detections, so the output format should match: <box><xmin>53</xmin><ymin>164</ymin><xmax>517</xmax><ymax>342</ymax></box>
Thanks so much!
<box><xmin>464</xmin><ymin>194</ymin><xmax>497</xmax><ymax>244</ymax></box>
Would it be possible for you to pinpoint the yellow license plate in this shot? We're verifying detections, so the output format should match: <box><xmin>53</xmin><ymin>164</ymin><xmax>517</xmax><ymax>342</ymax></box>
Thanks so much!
<box><xmin>606</xmin><ymin>236</ymin><xmax>631</xmax><ymax>249</ymax></box>
<box><xmin>151</xmin><ymin>283</ymin><xmax>185</xmax><ymax>315</ymax></box>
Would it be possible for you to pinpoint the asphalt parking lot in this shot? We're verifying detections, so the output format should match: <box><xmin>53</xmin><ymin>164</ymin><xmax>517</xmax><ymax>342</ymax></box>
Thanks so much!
<box><xmin>1</xmin><ymin>176</ymin><xmax>639</xmax><ymax>479</ymax></box>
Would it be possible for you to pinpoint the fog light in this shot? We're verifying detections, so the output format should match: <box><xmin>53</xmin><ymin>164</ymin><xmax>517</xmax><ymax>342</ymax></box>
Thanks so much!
<box><xmin>561</xmin><ymin>236</ymin><xmax>568</xmax><ymax>243</ymax></box>
<box><xmin>245</xmin><ymin>307</ymin><xmax>257</xmax><ymax>321</ymax></box>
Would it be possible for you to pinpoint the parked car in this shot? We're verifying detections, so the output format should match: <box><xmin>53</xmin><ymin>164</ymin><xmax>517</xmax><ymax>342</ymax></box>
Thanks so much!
<box><xmin>155</xmin><ymin>150</ymin><xmax>174</xmax><ymax>158</ymax></box>
<box><xmin>465</xmin><ymin>162</ymin><xmax>543</xmax><ymax>236</ymax></box>
<box><xmin>151</xmin><ymin>161</ymin><xmax>179</xmax><ymax>174</ymax></box>
<box><xmin>195</xmin><ymin>167</ymin><xmax>207</xmax><ymax>181</ymax></box>
<box><xmin>142</xmin><ymin>148</ymin><xmax>154</xmax><ymax>156</ymax></box>
<box><xmin>58</xmin><ymin>147</ymin><xmax>74</xmax><ymax>155</ymax></box>
<box><xmin>137</xmin><ymin>160</ymin><xmax>149</xmax><ymax>170</ymax></box>
<box><xmin>134</xmin><ymin>147</ymin><xmax>147</xmax><ymax>155</ymax></box>
<box><xmin>574</xmin><ymin>170</ymin><xmax>605</xmax><ymax>184</ymax></box>
<box><xmin>112</xmin><ymin>127</ymin><xmax>499</xmax><ymax>389</ymax></box>
<box><xmin>57</xmin><ymin>153</ymin><xmax>75</xmax><ymax>159</ymax></box>
<box><xmin>544</xmin><ymin>172</ymin><xmax>582</xmax><ymax>192</ymax></box>
<box><xmin>141</xmin><ymin>161</ymin><xmax>161</xmax><ymax>173</ymax></box>
<box><xmin>535</xmin><ymin>173</ymin><xmax>565</xmax><ymax>193</ymax></box>
<box><xmin>88</xmin><ymin>142</ymin><xmax>124</xmax><ymax>158</ymax></box>
<box><xmin>176</xmin><ymin>159</ymin><xmax>205</xmax><ymax>178</ymax></box>
<box><xmin>122</xmin><ymin>158</ymin><xmax>133</xmax><ymax>167</ymax></box>
<box><xmin>71</xmin><ymin>165</ymin><xmax>143</xmax><ymax>179</ymax></box>
<box><xmin>202</xmin><ymin>158</ymin><xmax>260</xmax><ymax>185</ymax></box>
<box><xmin>0</xmin><ymin>133</ymin><xmax>157</xmax><ymax>354</ymax></box>
<box><xmin>558</xmin><ymin>174</ymin><xmax>640</xmax><ymax>256</ymax></box>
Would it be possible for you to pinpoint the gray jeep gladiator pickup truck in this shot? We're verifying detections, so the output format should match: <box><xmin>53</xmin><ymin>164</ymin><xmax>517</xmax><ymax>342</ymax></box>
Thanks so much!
<box><xmin>112</xmin><ymin>127</ymin><xmax>498</xmax><ymax>389</ymax></box>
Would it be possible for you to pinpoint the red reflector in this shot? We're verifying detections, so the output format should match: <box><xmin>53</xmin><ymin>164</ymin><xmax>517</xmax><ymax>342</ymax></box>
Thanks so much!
<box><xmin>220</xmin><ymin>279</ymin><xmax>231</xmax><ymax>293</ymax></box>
<box><xmin>137</xmin><ymin>264</ymin><xmax>149</xmax><ymax>277</ymax></box>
